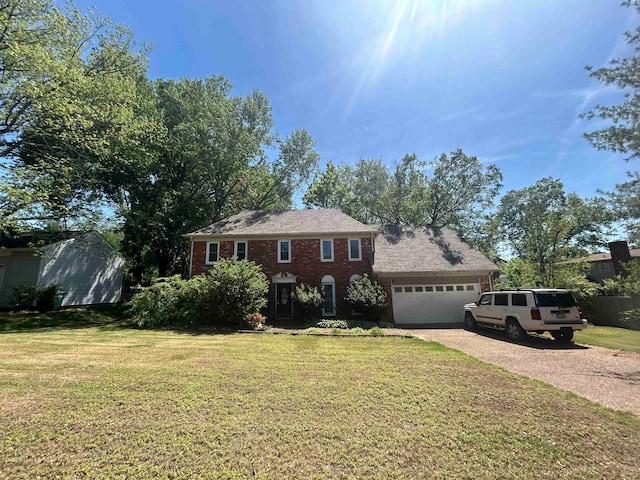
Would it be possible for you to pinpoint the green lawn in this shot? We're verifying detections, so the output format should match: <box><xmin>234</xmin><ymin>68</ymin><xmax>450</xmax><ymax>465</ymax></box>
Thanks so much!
<box><xmin>574</xmin><ymin>325</ymin><xmax>640</xmax><ymax>354</ymax></box>
<box><xmin>1</xmin><ymin>311</ymin><xmax>639</xmax><ymax>479</ymax></box>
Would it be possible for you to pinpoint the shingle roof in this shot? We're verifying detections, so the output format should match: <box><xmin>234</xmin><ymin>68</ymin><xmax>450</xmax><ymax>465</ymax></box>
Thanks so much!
<box><xmin>187</xmin><ymin>209</ymin><xmax>378</xmax><ymax>237</ymax></box>
<box><xmin>562</xmin><ymin>249</ymin><xmax>640</xmax><ymax>264</ymax></box>
<box><xmin>373</xmin><ymin>225</ymin><xmax>499</xmax><ymax>274</ymax></box>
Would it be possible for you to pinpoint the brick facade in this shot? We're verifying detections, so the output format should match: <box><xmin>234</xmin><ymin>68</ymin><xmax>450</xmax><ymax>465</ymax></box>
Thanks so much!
<box><xmin>191</xmin><ymin>237</ymin><xmax>374</xmax><ymax>319</ymax></box>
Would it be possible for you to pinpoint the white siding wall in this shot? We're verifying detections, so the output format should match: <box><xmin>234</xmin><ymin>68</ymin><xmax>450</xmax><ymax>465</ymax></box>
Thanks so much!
<box><xmin>39</xmin><ymin>232</ymin><xmax>124</xmax><ymax>306</ymax></box>
<box><xmin>0</xmin><ymin>251</ymin><xmax>42</xmax><ymax>307</ymax></box>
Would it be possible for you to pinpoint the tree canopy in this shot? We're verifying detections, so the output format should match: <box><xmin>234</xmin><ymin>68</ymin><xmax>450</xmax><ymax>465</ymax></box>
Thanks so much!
<box><xmin>496</xmin><ymin>178</ymin><xmax>612</xmax><ymax>285</ymax></box>
<box><xmin>303</xmin><ymin>149</ymin><xmax>502</xmax><ymax>254</ymax></box>
<box><xmin>583</xmin><ymin>1</ymin><xmax>640</xmax><ymax>244</ymax></box>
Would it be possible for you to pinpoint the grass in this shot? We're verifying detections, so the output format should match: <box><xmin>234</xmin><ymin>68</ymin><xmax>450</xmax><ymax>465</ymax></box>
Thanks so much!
<box><xmin>0</xmin><ymin>310</ymin><xmax>639</xmax><ymax>478</ymax></box>
<box><xmin>574</xmin><ymin>324</ymin><xmax>640</xmax><ymax>354</ymax></box>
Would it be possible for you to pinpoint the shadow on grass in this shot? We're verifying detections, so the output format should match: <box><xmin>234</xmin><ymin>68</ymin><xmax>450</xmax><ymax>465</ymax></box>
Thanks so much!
<box><xmin>0</xmin><ymin>305</ymin><xmax>136</xmax><ymax>334</ymax></box>
<box><xmin>469</xmin><ymin>326</ymin><xmax>589</xmax><ymax>350</ymax></box>
<box><xmin>0</xmin><ymin>305</ymin><xmax>240</xmax><ymax>336</ymax></box>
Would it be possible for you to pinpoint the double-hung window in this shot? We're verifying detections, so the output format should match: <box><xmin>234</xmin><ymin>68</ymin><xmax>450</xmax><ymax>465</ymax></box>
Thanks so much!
<box><xmin>321</xmin><ymin>239</ymin><xmax>334</xmax><ymax>262</ymax></box>
<box><xmin>278</xmin><ymin>240</ymin><xmax>291</xmax><ymax>263</ymax></box>
<box><xmin>206</xmin><ymin>242</ymin><xmax>219</xmax><ymax>265</ymax></box>
<box><xmin>348</xmin><ymin>238</ymin><xmax>361</xmax><ymax>261</ymax></box>
<box><xmin>234</xmin><ymin>241</ymin><xmax>247</xmax><ymax>261</ymax></box>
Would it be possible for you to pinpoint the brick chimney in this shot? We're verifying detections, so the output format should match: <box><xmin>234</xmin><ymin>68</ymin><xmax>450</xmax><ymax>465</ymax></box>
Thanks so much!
<box><xmin>608</xmin><ymin>240</ymin><xmax>632</xmax><ymax>276</ymax></box>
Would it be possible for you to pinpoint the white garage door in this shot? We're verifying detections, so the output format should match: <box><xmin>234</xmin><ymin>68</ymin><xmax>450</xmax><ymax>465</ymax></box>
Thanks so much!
<box><xmin>392</xmin><ymin>283</ymin><xmax>481</xmax><ymax>325</ymax></box>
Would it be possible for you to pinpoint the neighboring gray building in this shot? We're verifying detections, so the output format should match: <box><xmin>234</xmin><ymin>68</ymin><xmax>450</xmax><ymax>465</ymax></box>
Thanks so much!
<box><xmin>0</xmin><ymin>231</ymin><xmax>124</xmax><ymax>307</ymax></box>
<box><xmin>561</xmin><ymin>240</ymin><xmax>640</xmax><ymax>284</ymax></box>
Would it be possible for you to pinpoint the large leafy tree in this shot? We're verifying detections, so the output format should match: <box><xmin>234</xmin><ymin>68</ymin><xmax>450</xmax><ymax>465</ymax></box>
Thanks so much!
<box><xmin>496</xmin><ymin>178</ymin><xmax>612</xmax><ymax>285</ymax></box>
<box><xmin>1</xmin><ymin>0</ymin><xmax>154</xmax><ymax>227</ymax></box>
<box><xmin>120</xmin><ymin>77</ymin><xmax>319</xmax><ymax>280</ymax></box>
<box><xmin>583</xmin><ymin>1</ymin><xmax>640</xmax><ymax>243</ymax></box>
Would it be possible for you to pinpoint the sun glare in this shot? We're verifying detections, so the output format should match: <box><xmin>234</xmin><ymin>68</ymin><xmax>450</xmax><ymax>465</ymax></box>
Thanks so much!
<box><xmin>343</xmin><ymin>0</ymin><xmax>472</xmax><ymax>118</ymax></box>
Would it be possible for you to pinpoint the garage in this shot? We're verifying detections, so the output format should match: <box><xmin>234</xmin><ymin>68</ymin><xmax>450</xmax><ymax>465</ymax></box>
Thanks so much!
<box><xmin>391</xmin><ymin>283</ymin><xmax>481</xmax><ymax>325</ymax></box>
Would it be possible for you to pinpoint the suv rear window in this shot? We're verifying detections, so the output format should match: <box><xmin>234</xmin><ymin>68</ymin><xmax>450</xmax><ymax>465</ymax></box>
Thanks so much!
<box><xmin>534</xmin><ymin>292</ymin><xmax>577</xmax><ymax>308</ymax></box>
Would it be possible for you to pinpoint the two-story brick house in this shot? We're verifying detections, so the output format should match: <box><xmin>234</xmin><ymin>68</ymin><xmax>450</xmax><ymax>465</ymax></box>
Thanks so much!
<box><xmin>186</xmin><ymin>209</ymin><xmax>499</xmax><ymax>325</ymax></box>
<box><xmin>186</xmin><ymin>209</ymin><xmax>377</xmax><ymax>320</ymax></box>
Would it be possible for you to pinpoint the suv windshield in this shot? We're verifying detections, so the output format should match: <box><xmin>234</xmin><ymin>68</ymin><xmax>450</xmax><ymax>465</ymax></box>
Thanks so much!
<box><xmin>534</xmin><ymin>292</ymin><xmax>577</xmax><ymax>308</ymax></box>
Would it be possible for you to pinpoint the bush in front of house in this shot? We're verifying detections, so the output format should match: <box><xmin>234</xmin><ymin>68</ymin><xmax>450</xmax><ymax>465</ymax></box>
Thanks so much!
<box><xmin>344</xmin><ymin>274</ymin><xmax>387</xmax><ymax>321</ymax></box>
<box><xmin>130</xmin><ymin>275</ymin><xmax>208</xmax><ymax>328</ymax></box>
<box><xmin>291</xmin><ymin>283</ymin><xmax>324</xmax><ymax>320</ymax></box>
<box><xmin>202</xmin><ymin>259</ymin><xmax>269</xmax><ymax>328</ymax></box>
<box><xmin>130</xmin><ymin>259</ymin><xmax>269</xmax><ymax>329</ymax></box>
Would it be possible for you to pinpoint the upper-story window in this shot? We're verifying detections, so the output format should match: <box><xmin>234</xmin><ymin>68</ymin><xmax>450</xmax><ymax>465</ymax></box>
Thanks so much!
<box><xmin>278</xmin><ymin>240</ymin><xmax>291</xmax><ymax>263</ymax></box>
<box><xmin>321</xmin><ymin>239</ymin><xmax>334</xmax><ymax>262</ymax></box>
<box><xmin>206</xmin><ymin>242</ymin><xmax>219</xmax><ymax>265</ymax></box>
<box><xmin>235</xmin><ymin>241</ymin><xmax>247</xmax><ymax>261</ymax></box>
<box><xmin>348</xmin><ymin>238</ymin><xmax>361</xmax><ymax>261</ymax></box>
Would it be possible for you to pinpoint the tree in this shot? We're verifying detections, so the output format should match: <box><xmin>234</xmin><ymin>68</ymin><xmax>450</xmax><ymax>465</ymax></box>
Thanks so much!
<box><xmin>1</xmin><ymin>0</ymin><xmax>154</xmax><ymax>228</ymax></box>
<box><xmin>344</xmin><ymin>274</ymin><xmax>387</xmax><ymax>321</ymax></box>
<box><xmin>604</xmin><ymin>172</ymin><xmax>640</xmax><ymax>246</ymax></box>
<box><xmin>583</xmin><ymin>1</ymin><xmax>640</xmax><ymax>243</ymax></box>
<box><xmin>303</xmin><ymin>149</ymin><xmax>502</xmax><ymax>254</ymax></box>
<box><xmin>496</xmin><ymin>178</ymin><xmax>612</xmax><ymax>285</ymax></box>
<box><xmin>120</xmin><ymin>77</ymin><xmax>319</xmax><ymax>280</ymax></box>
<box><xmin>583</xmin><ymin>1</ymin><xmax>640</xmax><ymax>159</ymax></box>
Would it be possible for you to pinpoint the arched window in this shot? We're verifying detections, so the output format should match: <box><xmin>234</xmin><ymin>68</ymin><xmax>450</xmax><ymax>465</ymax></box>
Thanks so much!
<box><xmin>321</xmin><ymin>275</ymin><xmax>336</xmax><ymax>316</ymax></box>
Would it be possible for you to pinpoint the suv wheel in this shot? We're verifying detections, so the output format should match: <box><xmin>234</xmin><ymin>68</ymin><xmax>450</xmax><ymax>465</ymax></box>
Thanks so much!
<box><xmin>551</xmin><ymin>330</ymin><xmax>574</xmax><ymax>342</ymax></box>
<box><xmin>505</xmin><ymin>319</ymin><xmax>526</xmax><ymax>342</ymax></box>
<box><xmin>464</xmin><ymin>312</ymin><xmax>477</xmax><ymax>331</ymax></box>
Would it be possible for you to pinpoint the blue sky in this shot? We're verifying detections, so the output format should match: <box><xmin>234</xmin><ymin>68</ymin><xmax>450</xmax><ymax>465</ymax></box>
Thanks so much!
<box><xmin>76</xmin><ymin>0</ymin><xmax>636</xmax><ymax>203</ymax></box>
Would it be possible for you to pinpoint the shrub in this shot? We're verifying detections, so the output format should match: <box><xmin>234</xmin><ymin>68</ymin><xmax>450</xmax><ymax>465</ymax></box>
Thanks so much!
<box><xmin>369</xmin><ymin>326</ymin><xmax>386</xmax><ymax>337</ymax></box>
<box><xmin>306</xmin><ymin>327</ymin><xmax>322</xmax><ymax>335</ymax></box>
<box><xmin>331</xmin><ymin>328</ymin><xmax>342</xmax><ymax>335</ymax></box>
<box><xmin>201</xmin><ymin>259</ymin><xmax>269</xmax><ymax>328</ymax></box>
<box><xmin>245</xmin><ymin>313</ymin><xmax>267</xmax><ymax>330</ymax></box>
<box><xmin>35</xmin><ymin>284</ymin><xmax>63</xmax><ymax>313</ymax></box>
<box><xmin>130</xmin><ymin>275</ymin><xmax>207</xmax><ymax>328</ymax></box>
<box><xmin>10</xmin><ymin>284</ymin><xmax>39</xmax><ymax>309</ymax></box>
<box><xmin>315</xmin><ymin>319</ymin><xmax>349</xmax><ymax>329</ymax></box>
<box><xmin>130</xmin><ymin>260</ymin><xmax>269</xmax><ymax>329</ymax></box>
<box><xmin>350</xmin><ymin>327</ymin><xmax>364</xmax><ymax>335</ymax></box>
<box><xmin>344</xmin><ymin>274</ymin><xmax>387</xmax><ymax>321</ymax></box>
<box><xmin>619</xmin><ymin>308</ymin><xmax>640</xmax><ymax>330</ymax></box>
<box><xmin>603</xmin><ymin>260</ymin><xmax>640</xmax><ymax>296</ymax></box>
<box><xmin>291</xmin><ymin>283</ymin><xmax>324</xmax><ymax>320</ymax></box>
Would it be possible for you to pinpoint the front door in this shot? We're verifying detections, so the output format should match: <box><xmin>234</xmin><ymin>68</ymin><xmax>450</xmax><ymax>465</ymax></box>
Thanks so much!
<box><xmin>276</xmin><ymin>283</ymin><xmax>293</xmax><ymax>319</ymax></box>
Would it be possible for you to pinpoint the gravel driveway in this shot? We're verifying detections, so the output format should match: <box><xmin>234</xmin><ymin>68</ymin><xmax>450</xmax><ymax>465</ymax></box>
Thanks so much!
<box><xmin>406</xmin><ymin>327</ymin><xmax>640</xmax><ymax>416</ymax></box>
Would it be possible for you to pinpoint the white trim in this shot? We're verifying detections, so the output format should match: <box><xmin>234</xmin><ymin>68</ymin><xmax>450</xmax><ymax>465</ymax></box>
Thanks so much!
<box><xmin>278</xmin><ymin>240</ymin><xmax>291</xmax><ymax>263</ymax></box>
<box><xmin>348</xmin><ymin>238</ymin><xmax>362</xmax><ymax>261</ymax></box>
<box><xmin>320</xmin><ymin>239</ymin><xmax>334</xmax><ymax>262</ymax></box>
<box><xmin>234</xmin><ymin>241</ymin><xmax>247</xmax><ymax>262</ymax></box>
<box><xmin>189</xmin><ymin>239</ymin><xmax>194</xmax><ymax>277</ymax></box>
<box><xmin>272</xmin><ymin>272</ymin><xmax>297</xmax><ymax>284</ymax></box>
<box><xmin>321</xmin><ymin>274</ymin><xmax>336</xmax><ymax>316</ymax></box>
<box><xmin>205</xmin><ymin>241</ymin><xmax>219</xmax><ymax>265</ymax></box>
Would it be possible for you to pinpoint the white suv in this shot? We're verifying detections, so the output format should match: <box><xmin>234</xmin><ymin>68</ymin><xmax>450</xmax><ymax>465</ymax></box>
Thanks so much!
<box><xmin>464</xmin><ymin>289</ymin><xmax>588</xmax><ymax>342</ymax></box>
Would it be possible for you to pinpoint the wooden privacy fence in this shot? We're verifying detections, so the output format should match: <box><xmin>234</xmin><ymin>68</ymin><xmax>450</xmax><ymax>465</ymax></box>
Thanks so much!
<box><xmin>590</xmin><ymin>294</ymin><xmax>640</xmax><ymax>331</ymax></box>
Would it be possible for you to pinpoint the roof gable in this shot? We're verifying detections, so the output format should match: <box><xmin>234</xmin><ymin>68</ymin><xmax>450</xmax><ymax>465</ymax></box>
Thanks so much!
<box><xmin>373</xmin><ymin>225</ymin><xmax>499</xmax><ymax>274</ymax></box>
<box><xmin>187</xmin><ymin>209</ymin><xmax>377</xmax><ymax>237</ymax></box>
